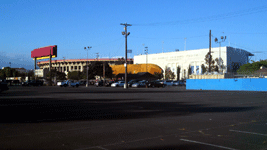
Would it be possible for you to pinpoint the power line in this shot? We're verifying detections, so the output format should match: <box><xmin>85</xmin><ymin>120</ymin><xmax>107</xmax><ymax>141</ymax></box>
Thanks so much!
<box><xmin>130</xmin><ymin>35</ymin><xmax>208</xmax><ymax>40</ymax></box>
<box><xmin>228</xmin><ymin>32</ymin><xmax>267</xmax><ymax>35</ymax></box>
<box><xmin>92</xmin><ymin>37</ymin><xmax>123</xmax><ymax>48</ymax></box>
<box><xmin>132</xmin><ymin>5</ymin><xmax>267</xmax><ymax>26</ymax></box>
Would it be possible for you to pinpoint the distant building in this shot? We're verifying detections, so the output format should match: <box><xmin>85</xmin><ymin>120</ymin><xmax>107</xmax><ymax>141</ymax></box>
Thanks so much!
<box><xmin>37</xmin><ymin>58</ymin><xmax>133</xmax><ymax>74</ymax></box>
<box><xmin>134</xmin><ymin>46</ymin><xmax>254</xmax><ymax>80</ymax></box>
<box><xmin>34</xmin><ymin>69</ymin><xmax>44</xmax><ymax>78</ymax></box>
<box><xmin>110</xmin><ymin>64</ymin><xmax>162</xmax><ymax>75</ymax></box>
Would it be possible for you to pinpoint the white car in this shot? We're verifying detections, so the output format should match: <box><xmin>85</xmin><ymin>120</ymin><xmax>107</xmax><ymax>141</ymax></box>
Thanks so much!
<box><xmin>111</xmin><ymin>81</ymin><xmax>125</xmax><ymax>87</ymax></box>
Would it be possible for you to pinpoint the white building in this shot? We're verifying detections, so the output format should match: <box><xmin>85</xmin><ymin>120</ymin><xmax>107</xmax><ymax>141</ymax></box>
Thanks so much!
<box><xmin>34</xmin><ymin>69</ymin><xmax>44</xmax><ymax>78</ymax></box>
<box><xmin>134</xmin><ymin>46</ymin><xmax>254</xmax><ymax>80</ymax></box>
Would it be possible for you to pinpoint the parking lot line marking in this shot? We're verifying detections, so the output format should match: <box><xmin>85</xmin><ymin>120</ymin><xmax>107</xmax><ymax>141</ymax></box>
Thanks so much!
<box><xmin>229</xmin><ymin>130</ymin><xmax>267</xmax><ymax>136</ymax></box>
<box><xmin>96</xmin><ymin>146</ymin><xmax>109</xmax><ymax>150</ymax></box>
<box><xmin>180</xmin><ymin>139</ymin><xmax>238</xmax><ymax>150</ymax></box>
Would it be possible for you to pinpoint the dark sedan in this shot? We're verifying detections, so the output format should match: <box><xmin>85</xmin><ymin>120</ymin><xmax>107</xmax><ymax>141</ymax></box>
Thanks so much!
<box><xmin>128</xmin><ymin>79</ymin><xmax>140</xmax><ymax>87</ymax></box>
<box><xmin>95</xmin><ymin>80</ymin><xmax>104</xmax><ymax>87</ymax></box>
<box><xmin>147</xmin><ymin>80</ymin><xmax>166</xmax><ymax>88</ymax></box>
<box><xmin>105</xmin><ymin>81</ymin><xmax>115</xmax><ymax>87</ymax></box>
<box><xmin>22</xmin><ymin>80</ymin><xmax>43</xmax><ymax>86</ymax></box>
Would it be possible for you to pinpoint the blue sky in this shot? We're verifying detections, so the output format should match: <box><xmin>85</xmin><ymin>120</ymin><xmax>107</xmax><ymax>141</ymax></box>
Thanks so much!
<box><xmin>1</xmin><ymin>0</ymin><xmax>267</xmax><ymax>70</ymax></box>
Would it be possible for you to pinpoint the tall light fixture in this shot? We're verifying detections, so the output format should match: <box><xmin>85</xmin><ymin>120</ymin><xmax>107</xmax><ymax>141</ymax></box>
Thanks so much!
<box><xmin>215</xmin><ymin>36</ymin><xmax>226</xmax><ymax>73</ymax></box>
<box><xmin>84</xmin><ymin>46</ymin><xmax>92</xmax><ymax>87</ymax></box>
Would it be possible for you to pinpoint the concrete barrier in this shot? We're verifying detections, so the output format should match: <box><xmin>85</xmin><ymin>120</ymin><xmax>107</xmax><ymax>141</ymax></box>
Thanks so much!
<box><xmin>186</xmin><ymin>78</ymin><xmax>267</xmax><ymax>91</ymax></box>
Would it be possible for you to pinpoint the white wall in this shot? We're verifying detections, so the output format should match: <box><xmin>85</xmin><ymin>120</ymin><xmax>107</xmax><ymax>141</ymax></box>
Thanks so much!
<box><xmin>134</xmin><ymin>47</ymin><xmax>251</xmax><ymax>80</ymax></box>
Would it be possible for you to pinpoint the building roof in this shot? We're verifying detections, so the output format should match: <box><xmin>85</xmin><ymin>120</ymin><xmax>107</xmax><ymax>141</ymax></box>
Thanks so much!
<box><xmin>37</xmin><ymin>58</ymin><xmax>133</xmax><ymax>64</ymax></box>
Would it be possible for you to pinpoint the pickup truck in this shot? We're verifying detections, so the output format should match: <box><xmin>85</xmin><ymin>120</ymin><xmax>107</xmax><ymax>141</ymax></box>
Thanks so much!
<box><xmin>57</xmin><ymin>80</ymin><xmax>79</xmax><ymax>87</ymax></box>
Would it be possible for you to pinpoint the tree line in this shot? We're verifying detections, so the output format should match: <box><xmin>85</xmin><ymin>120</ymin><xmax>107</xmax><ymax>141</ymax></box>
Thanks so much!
<box><xmin>0</xmin><ymin>67</ymin><xmax>34</xmax><ymax>81</ymax></box>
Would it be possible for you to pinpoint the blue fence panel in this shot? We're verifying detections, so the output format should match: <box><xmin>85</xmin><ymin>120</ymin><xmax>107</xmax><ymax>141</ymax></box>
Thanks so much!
<box><xmin>186</xmin><ymin>78</ymin><xmax>267</xmax><ymax>91</ymax></box>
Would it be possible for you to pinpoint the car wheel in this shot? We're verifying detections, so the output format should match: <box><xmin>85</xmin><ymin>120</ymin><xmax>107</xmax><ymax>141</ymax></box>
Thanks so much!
<box><xmin>152</xmin><ymin>85</ymin><xmax>155</xmax><ymax>88</ymax></box>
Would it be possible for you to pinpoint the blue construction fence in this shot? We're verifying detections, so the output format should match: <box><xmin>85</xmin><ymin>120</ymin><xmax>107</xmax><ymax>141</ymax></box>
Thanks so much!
<box><xmin>186</xmin><ymin>78</ymin><xmax>267</xmax><ymax>91</ymax></box>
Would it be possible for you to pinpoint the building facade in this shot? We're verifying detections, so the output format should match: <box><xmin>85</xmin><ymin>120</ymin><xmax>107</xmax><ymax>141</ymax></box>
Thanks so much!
<box><xmin>37</xmin><ymin>58</ymin><xmax>133</xmax><ymax>75</ymax></box>
<box><xmin>134</xmin><ymin>46</ymin><xmax>253</xmax><ymax>80</ymax></box>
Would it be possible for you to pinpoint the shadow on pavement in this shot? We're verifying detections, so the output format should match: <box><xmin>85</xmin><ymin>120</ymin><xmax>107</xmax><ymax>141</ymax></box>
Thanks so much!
<box><xmin>0</xmin><ymin>97</ymin><xmax>257</xmax><ymax>123</ymax></box>
<box><xmin>118</xmin><ymin>144</ymin><xmax>207</xmax><ymax>150</ymax></box>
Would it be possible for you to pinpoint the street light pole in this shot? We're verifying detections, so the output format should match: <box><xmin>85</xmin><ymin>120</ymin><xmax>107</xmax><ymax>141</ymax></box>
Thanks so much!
<box><xmin>84</xmin><ymin>46</ymin><xmax>92</xmax><ymax>87</ymax></box>
<box><xmin>215</xmin><ymin>36</ymin><xmax>226</xmax><ymax>73</ymax></box>
<box><xmin>120</xmin><ymin>22</ymin><xmax>131</xmax><ymax>89</ymax></box>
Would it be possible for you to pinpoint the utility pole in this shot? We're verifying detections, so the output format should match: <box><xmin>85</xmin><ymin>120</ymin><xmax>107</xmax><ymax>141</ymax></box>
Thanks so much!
<box><xmin>49</xmin><ymin>47</ymin><xmax>52</xmax><ymax>86</ymax></box>
<box><xmin>120</xmin><ymin>22</ymin><xmax>131</xmax><ymax>89</ymax></box>
<box><xmin>209</xmin><ymin>30</ymin><xmax>211</xmax><ymax>73</ymax></box>
<box><xmin>145</xmin><ymin>47</ymin><xmax>148</xmax><ymax>72</ymax></box>
<box><xmin>103</xmin><ymin>62</ymin><xmax>105</xmax><ymax>79</ymax></box>
<box><xmin>84</xmin><ymin>46</ymin><xmax>92</xmax><ymax>87</ymax></box>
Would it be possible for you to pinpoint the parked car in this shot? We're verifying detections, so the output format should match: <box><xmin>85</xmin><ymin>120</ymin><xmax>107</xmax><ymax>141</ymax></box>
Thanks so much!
<box><xmin>0</xmin><ymin>79</ymin><xmax>9</xmax><ymax>93</ymax></box>
<box><xmin>57</xmin><ymin>80</ymin><xmax>67</xmax><ymax>87</ymax></box>
<box><xmin>79</xmin><ymin>80</ymin><xmax>86</xmax><ymax>86</ymax></box>
<box><xmin>157</xmin><ymin>80</ymin><xmax>164</xmax><ymax>84</ymax></box>
<box><xmin>148</xmin><ymin>80</ymin><xmax>166</xmax><ymax>88</ymax></box>
<box><xmin>69</xmin><ymin>80</ymin><xmax>80</xmax><ymax>87</ymax></box>
<box><xmin>128</xmin><ymin>79</ymin><xmax>140</xmax><ymax>87</ymax></box>
<box><xmin>105</xmin><ymin>81</ymin><xmax>115</xmax><ymax>87</ymax></box>
<box><xmin>111</xmin><ymin>81</ymin><xmax>125</xmax><ymax>87</ymax></box>
<box><xmin>22</xmin><ymin>80</ymin><xmax>43</xmax><ymax>86</ymax></box>
<box><xmin>172</xmin><ymin>81</ymin><xmax>179</xmax><ymax>86</ymax></box>
<box><xmin>57</xmin><ymin>80</ymin><xmax>79</xmax><ymax>87</ymax></box>
<box><xmin>164</xmin><ymin>80</ymin><xmax>174</xmax><ymax>86</ymax></box>
<box><xmin>95</xmin><ymin>80</ymin><xmax>104</xmax><ymax>87</ymax></box>
<box><xmin>132</xmin><ymin>80</ymin><xmax>148</xmax><ymax>88</ymax></box>
<box><xmin>178</xmin><ymin>80</ymin><xmax>186</xmax><ymax>86</ymax></box>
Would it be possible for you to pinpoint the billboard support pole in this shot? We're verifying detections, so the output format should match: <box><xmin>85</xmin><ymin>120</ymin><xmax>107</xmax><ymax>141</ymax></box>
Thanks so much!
<box><xmin>34</xmin><ymin>58</ymin><xmax>37</xmax><ymax>70</ymax></box>
<box><xmin>49</xmin><ymin>47</ymin><xmax>52</xmax><ymax>86</ymax></box>
<box><xmin>34</xmin><ymin>57</ymin><xmax>37</xmax><ymax>80</ymax></box>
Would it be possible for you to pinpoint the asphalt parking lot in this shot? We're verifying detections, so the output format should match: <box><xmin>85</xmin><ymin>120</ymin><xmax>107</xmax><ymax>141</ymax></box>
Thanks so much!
<box><xmin>0</xmin><ymin>85</ymin><xmax>267</xmax><ymax>150</ymax></box>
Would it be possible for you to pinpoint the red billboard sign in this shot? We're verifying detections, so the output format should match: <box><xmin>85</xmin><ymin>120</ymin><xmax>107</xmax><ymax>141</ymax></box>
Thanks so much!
<box><xmin>31</xmin><ymin>45</ymin><xmax>57</xmax><ymax>58</ymax></box>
